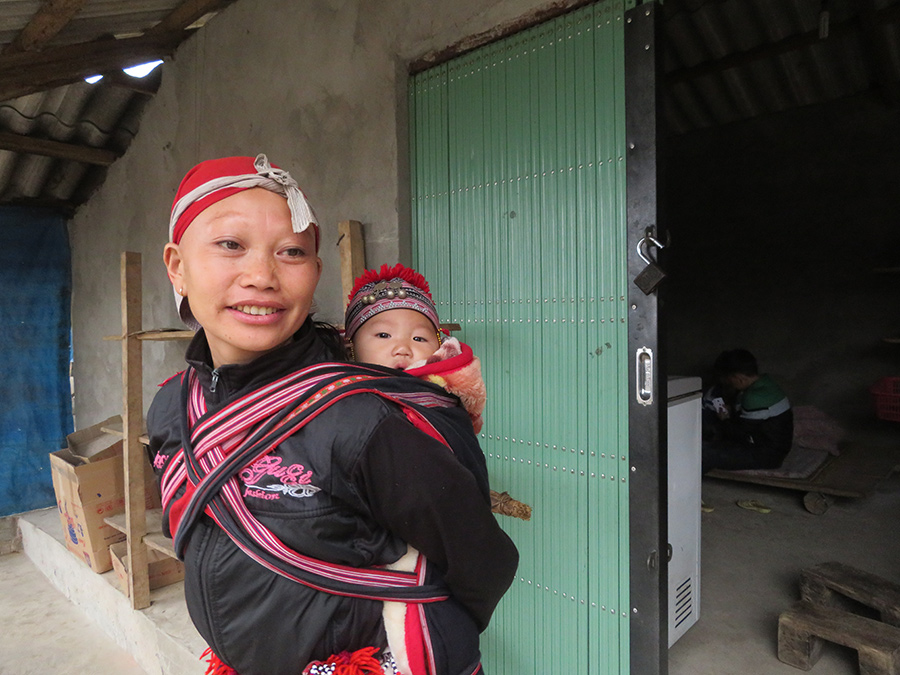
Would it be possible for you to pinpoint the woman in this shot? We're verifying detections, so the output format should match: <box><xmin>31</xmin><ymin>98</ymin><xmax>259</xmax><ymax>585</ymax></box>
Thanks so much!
<box><xmin>147</xmin><ymin>154</ymin><xmax>518</xmax><ymax>675</ymax></box>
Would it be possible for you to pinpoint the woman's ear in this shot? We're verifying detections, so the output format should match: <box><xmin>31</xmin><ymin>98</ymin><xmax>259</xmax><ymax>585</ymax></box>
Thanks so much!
<box><xmin>163</xmin><ymin>243</ymin><xmax>184</xmax><ymax>292</ymax></box>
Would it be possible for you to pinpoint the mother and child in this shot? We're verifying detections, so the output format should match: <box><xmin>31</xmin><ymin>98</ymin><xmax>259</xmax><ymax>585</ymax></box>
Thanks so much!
<box><xmin>147</xmin><ymin>154</ymin><xmax>519</xmax><ymax>675</ymax></box>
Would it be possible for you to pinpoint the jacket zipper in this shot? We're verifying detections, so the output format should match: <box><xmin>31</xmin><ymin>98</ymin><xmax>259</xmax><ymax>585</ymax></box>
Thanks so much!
<box><xmin>209</xmin><ymin>368</ymin><xmax>220</xmax><ymax>393</ymax></box>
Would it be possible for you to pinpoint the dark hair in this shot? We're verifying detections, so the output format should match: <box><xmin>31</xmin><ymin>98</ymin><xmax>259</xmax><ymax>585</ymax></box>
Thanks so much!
<box><xmin>313</xmin><ymin>321</ymin><xmax>350</xmax><ymax>361</ymax></box>
<box><xmin>713</xmin><ymin>349</ymin><xmax>758</xmax><ymax>377</ymax></box>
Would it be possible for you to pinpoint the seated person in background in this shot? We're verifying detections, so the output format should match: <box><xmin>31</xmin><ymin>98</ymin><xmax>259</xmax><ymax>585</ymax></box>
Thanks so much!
<box><xmin>701</xmin><ymin>348</ymin><xmax>793</xmax><ymax>473</ymax></box>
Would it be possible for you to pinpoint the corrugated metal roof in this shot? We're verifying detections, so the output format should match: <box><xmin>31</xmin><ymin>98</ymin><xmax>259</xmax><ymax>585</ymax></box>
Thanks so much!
<box><xmin>0</xmin><ymin>0</ymin><xmax>234</xmax><ymax>213</ymax></box>
<box><xmin>0</xmin><ymin>79</ymin><xmax>152</xmax><ymax>205</ymax></box>
<box><xmin>661</xmin><ymin>0</ymin><xmax>900</xmax><ymax>135</ymax></box>
<box><xmin>0</xmin><ymin>0</ymin><xmax>897</xmax><ymax>213</ymax></box>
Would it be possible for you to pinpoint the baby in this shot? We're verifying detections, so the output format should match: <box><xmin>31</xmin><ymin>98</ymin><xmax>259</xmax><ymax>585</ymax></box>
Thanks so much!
<box><xmin>345</xmin><ymin>264</ymin><xmax>530</xmax><ymax>521</ymax></box>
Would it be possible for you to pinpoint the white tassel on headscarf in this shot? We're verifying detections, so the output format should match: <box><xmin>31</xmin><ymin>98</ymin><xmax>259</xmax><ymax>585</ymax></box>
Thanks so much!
<box><xmin>252</xmin><ymin>154</ymin><xmax>318</xmax><ymax>235</ymax></box>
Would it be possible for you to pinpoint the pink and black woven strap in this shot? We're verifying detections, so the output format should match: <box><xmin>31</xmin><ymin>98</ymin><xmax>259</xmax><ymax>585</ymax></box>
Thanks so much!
<box><xmin>163</xmin><ymin>362</ymin><xmax>457</xmax><ymax>603</ymax></box>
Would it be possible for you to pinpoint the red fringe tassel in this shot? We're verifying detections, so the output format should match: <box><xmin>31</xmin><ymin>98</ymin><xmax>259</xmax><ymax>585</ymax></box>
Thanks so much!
<box><xmin>304</xmin><ymin>646</ymin><xmax>384</xmax><ymax>675</ymax></box>
<box><xmin>201</xmin><ymin>645</ymin><xmax>384</xmax><ymax>675</ymax></box>
<box><xmin>202</xmin><ymin>647</ymin><xmax>239</xmax><ymax>675</ymax></box>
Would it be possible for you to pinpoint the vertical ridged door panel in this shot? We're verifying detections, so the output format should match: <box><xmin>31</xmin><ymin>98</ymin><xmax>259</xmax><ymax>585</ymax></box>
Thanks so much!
<box><xmin>410</xmin><ymin>2</ymin><xmax>629</xmax><ymax>672</ymax></box>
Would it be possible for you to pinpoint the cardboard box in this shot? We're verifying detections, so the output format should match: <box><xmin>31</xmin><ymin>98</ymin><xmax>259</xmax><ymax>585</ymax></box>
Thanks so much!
<box><xmin>49</xmin><ymin>415</ymin><xmax>160</xmax><ymax>573</ymax></box>
<box><xmin>109</xmin><ymin>541</ymin><xmax>185</xmax><ymax>597</ymax></box>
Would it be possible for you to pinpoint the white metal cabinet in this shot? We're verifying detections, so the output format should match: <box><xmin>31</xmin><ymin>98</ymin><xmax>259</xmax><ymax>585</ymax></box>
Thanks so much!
<box><xmin>667</xmin><ymin>376</ymin><xmax>702</xmax><ymax>646</ymax></box>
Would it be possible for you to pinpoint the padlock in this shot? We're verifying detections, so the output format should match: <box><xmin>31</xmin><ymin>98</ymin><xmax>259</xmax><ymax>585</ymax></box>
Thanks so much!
<box><xmin>634</xmin><ymin>233</ymin><xmax>666</xmax><ymax>295</ymax></box>
<box><xmin>635</xmin><ymin>260</ymin><xmax>666</xmax><ymax>295</ymax></box>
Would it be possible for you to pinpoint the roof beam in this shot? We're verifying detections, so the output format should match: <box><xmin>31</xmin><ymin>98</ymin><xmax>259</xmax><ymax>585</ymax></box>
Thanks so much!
<box><xmin>0</xmin><ymin>131</ymin><xmax>119</xmax><ymax>165</ymax></box>
<box><xmin>98</xmin><ymin>67</ymin><xmax>163</xmax><ymax>96</ymax></box>
<box><xmin>0</xmin><ymin>0</ymin><xmax>235</xmax><ymax>100</ymax></box>
<box><xmin>148</xmin><ymin>0</ymin><xmax>236</xmax><ymax>34</ymax></box>
<box><xmin>0</xmin><ymin>31</ymin><xmax>186</xmax><ymax>101</ymax></box>
<box><xmin>2</xmin><ymin>0</ymin><xmax>88</xmax><ymax>55</ymax></box>
<box><xmin>0</xmin><ymin>195</ymin><xmax>77</xmax><ymax>215</ymax></box>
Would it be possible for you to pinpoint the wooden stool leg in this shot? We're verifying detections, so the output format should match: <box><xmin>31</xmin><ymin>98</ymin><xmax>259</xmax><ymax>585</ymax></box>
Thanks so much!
<box><xmin>858</xmin><ymin>647</ymin><xmax>900</xmax><ymax>675</ymax></box>
<box><xmin>779</xmin><ymin>617</ymin><xmax>824</xmax><ymax>670</ymax></box>
<box><xmin>800</xmin><ymin>575</ymin><xmax>836</xmax><ymax>607</ymax></box>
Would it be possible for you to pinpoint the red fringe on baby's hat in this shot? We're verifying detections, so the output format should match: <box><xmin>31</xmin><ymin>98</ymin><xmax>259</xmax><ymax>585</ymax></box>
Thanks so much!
<box><xmin>347</xmin><ymin>263</ymin><xmax>433</xmax><ymax>303</ymax></box>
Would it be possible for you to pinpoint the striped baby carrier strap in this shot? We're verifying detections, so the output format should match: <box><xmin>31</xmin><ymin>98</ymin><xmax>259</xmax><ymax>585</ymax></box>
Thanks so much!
<box><xmin>160</xmin><ymin>361</ymin><xmax>459</xmax><ymax>603</ymax></box>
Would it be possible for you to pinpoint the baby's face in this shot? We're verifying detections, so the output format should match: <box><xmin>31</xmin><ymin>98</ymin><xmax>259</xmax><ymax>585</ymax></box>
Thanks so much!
<box><xmin>352</xmin><ymin>309</ymin><xmax>439</xmax><ymax>370</ymax></box>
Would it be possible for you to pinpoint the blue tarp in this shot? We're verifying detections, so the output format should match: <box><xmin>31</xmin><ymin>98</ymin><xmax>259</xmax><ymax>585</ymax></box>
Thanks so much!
<box><xmin>0</xmin><ymin>207</ymin><xmax>73</xmax><ymax>517</ymax></box>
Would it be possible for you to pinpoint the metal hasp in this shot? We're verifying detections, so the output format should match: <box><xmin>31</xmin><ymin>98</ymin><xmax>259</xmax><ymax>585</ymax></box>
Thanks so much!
<box><xmin>626</xmin><ymin>2</ymin><xmax>668</xmax><ymax>674</ymax></box>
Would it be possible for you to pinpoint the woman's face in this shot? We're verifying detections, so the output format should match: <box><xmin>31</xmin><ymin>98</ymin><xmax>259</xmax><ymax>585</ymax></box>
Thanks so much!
<box><xmin>165</xmin><ymin>188</ymin><xmax>322</xmax><ymax>368</ymax></box>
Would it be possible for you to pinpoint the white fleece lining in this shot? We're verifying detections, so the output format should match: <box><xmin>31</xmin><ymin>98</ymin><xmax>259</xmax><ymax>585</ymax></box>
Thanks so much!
<box><xmin>383</xmin><ymin>545</ymin><xmax>419</xmax><ymax>675</ymax></box>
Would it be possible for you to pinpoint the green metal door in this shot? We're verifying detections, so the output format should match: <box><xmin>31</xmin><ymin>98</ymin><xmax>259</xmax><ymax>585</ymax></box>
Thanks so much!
<box><xmin>409</xmin><ymin>2</ymin><xmax>661</xmax><ymax>673</ymax></box>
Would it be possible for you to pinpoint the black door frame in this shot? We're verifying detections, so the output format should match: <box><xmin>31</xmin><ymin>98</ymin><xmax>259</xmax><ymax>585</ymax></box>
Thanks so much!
<box><xmin>626</xmin><ymin>3</ymin><xmax>668</xmax><ymax>674</ymax></box>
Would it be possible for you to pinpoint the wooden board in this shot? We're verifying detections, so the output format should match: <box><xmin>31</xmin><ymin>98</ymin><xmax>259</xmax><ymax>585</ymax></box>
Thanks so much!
<box><xmin>102</xmin><ymin>329</ymin><xmax>194</xmax><ymax>341</ymax></box>
<box><xmin>338</xmin><ymin>220</ymin><xmax>366</xmax><ymax>307</ymax></box>
<box><xmin>99</xmin><ymin>418</ymin><xmax>147</xmax><ymax>439</ymax></box>
<box><xmin>121</xmin><ymin>251</ymin><xmax>150</xmax><ymax>609</ymax></box>
<box><xmin>105</xmin><ymin>508</ymin><xmax>176</xmax><ymax>560</ymax></box>
<box><xmin>800</xmin><ymin>561</ymin><xmax>900</xmax><ymax>626</ymax></box>
<box><xmin>137</xmin><ymin>330</ymin><xmax>194</xmax><ymax>341</ymax></box>
<box><xmin>707</xmin><ymin>443</ymin><xmax>900</xmax><ymax>499</ymax></box>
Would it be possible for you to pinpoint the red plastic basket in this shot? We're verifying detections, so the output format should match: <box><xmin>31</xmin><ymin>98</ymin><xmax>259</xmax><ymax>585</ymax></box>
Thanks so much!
<box><xmin>870</xmin><ymin>377</ymin><xmax>900</xmax><ymax>422</ymax></box>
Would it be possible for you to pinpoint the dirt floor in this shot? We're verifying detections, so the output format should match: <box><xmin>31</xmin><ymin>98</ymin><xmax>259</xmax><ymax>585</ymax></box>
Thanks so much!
<box><xmin>669</xmin><ymin>423</ymin><xmax>900</xmax><ymax>675</ymax></box>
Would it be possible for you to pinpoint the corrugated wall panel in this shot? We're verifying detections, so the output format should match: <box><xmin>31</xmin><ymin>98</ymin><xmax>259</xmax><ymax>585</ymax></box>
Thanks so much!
<box><xmin>410</xmin><ymin>2</ymin><xmax>629</xmax><ymax>671</ymax></box>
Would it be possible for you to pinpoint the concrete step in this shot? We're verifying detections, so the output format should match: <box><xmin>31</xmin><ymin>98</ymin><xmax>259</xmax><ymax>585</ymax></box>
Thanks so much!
<box><xmin>11</xmin><ymin>507</ymin><xmax>207</xmax><ymax>675</ymax></box>
<box><xmin>0</xmin><ymin>550</ymin><xmax>146</xmax><ymax>674</ymax></box>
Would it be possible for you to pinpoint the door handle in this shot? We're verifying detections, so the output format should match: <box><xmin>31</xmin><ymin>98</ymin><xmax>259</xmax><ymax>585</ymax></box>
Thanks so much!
<box><xmin>636</xmin><ymin>347</ymin><xmax>653</xmax><ymax>406</ymax></box>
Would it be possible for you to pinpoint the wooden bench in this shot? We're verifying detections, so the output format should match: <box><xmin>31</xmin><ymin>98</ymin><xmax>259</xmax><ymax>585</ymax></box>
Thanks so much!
<box><xmin>778</xmin><ymin>600</ymin><xmax>900</xmax><ymax>674</ymax></box>
<box><xmin>801</xmin><ymin>562</ymin><xmax>900</xmax><ymax>627</ymax></box>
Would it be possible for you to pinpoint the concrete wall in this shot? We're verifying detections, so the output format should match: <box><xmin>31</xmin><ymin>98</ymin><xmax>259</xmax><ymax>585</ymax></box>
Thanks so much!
<box><xmin>69</xmin><ymin>0</ymin><xmax>580</xmax><ymax>427</ymax></box>
<box><xmin>663</xmin><ymin>93</ymin><xmax>900</xmax><ymax>426</ymax></box>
